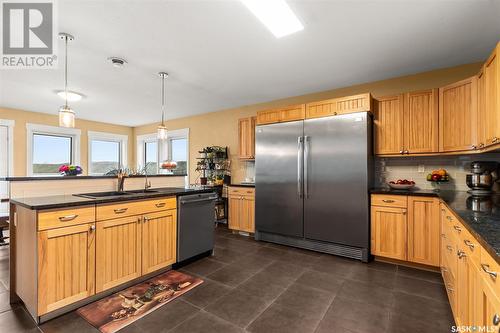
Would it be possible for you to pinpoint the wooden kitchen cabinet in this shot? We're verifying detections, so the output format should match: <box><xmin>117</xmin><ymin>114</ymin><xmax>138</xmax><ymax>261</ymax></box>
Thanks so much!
<box><xmin>370</xmin><ymin>205</ymin><xmax>407</xmax><ymax>260</ymax></box>
<box><xmin>476</xmin><ymin>275</ymin><xmax>500</xmax><ymax>332</ymax></box>
<box><xmin>228</xmin><ymin>187</ymin><xmax>255</xmax><ymax>233</ymax></box>
<box><xmin>484</xmin><ymin>42</ymin><xmax>500</xmax><ymax>147</ymax></box>
<box><xmin>478</xmin><ymin>69</ymin><xmax>488</xmax><ymax>149</ymax></box>
<box><xmin>95</xmin><ymin>216</ymin><xmax>142</xmax><ymax>293</ymax></box>
<box><xmin>439</xmin><ymin>76</ymin><xmax>478</xmax><ymax>152</ymax></box>
<box><xmin>37</xmin><ymin>223</ymin><xmax>95</xmax><ymax>315</ymax></box>
<box><xmin>256</xmin><ymin>104</ymin><xmax>305</xmax><ymax>125</ymax></box>
<box><xmin>142</xmin><ymin>209</ymin><xmax>177</xmax><ymax>275</ymax></box>
<box><xmin>373</xmin><ymin>95</ymin><xmax>405</xmax><ymax>155</ymax></box>
<box><xmin>407</xmin><ymin>196</ymin><xmax>440</xmax><ymax>266</ymax></box>
<box><xmin>404</xmin><ymin>89</ymin><xmax>439</xmax><ymax>154</ymax></box>
<box><xmin>305</xmin><ymin>93</ymin><xmax>372</xmax><ymax>119</ymax></box>
<box><xmin>238</xmin><ymin>117</ymin><xmax>256</xmax><ymax>159</ymax></box>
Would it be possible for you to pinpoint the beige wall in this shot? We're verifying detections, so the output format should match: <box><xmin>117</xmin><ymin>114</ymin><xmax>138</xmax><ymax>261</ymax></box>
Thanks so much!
<box><xmin>1</xmin><ymin>62</ymin><xmax>484</xmax><ymax>181</ymax></box>
<box><xmin>0</xmin><ymin>107</ymin><xmax>134</xmax><ymax>176</ymax></box>
<box><xmin>134</xmin><ymin>62</ymin><xmax>483</xmax><ymax>184</ymax></box>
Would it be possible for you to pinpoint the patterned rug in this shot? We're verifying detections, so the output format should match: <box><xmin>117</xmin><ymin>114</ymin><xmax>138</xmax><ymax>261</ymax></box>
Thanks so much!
<box><xmin>77</xmin><ymin>270</ymin><xmax>203</xmax><ymax>333</ymax></box>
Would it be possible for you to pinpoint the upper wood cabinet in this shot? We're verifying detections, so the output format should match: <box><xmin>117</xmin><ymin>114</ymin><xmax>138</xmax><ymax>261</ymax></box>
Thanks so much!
<box><xmin>306</xmin><ymin>93</ymin><xmax>372</xmax><ymax>119</ymax></box>
<box><xmin>484</xmin><ymin>42</ymin><xmax>500</xmax><ymax>146</ymax></box>
<box><xmin>238</xmin><ymin>117</ymin><xmax>256</xmax><ymax>159</ymax></box>
<box><xmin>374</xmin><ymin>89</ymin><xmax>438</xmax><ymax>155</ymax></box>
<box><xmin>407</xmin><ymin>196</ymin><xmax>440</xmax><ymax>267</ymax></box>
<box><xmin>37</xmin><ymin>223</ymin><xmax>95</xmax><ymax>315</ymax></box>
<box><xmin>439</xmin><ymin>76</ymin><xmax>478</xmax><ymax>152</ymax></box>
<box><xmin>95</xmin><ymin>216</ymin><xmax>142</xmax><ymax>293</ymax></box>
<box><xmin>256</xmin><ymin>104</ymin><xmax>305</xmax><ymax>125</ymax></box>
<box><xmin>374</xmin><ymin>95</ymin><xmax>405</xmax><ymax>155</ymax></box>
<box><xmin>478</xmin><ymin>69</ymin><xmax>488</xmax><ymax>149</ymax></box>
<box><xmin>404</xmin><ymin>89</ymin><xmax>439</xmax><ymax>154</ymax></box>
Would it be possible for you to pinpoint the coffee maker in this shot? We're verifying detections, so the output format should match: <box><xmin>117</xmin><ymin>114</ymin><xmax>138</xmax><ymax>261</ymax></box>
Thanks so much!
<box><xmin>466</xmin><ymin>161</ymin><xmax>498</xmax><ymax>196</ymax></box>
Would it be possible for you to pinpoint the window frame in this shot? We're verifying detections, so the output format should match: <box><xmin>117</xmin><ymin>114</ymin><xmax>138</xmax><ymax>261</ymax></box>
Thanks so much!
<box><xmin>87</xmin><ymin>131</ymin><xmax>128</xmax><ymax>176</ymax></box>
<box><xmin>26</xmin><ymin>123</ymin><xmax>81</xmax><ymax>176</ymax></box>
<box><xmin>0</xmin><ymin>119</ymin><xmax>15</xmax><ymax>177</ymax></box>
<box><xmin>163</xmin><ymin>128</ymin><xmax>189</xmax><ymax>185</ymax></box>
<box><xmin>136</xmin><ymin>133</ymin><xmax>159</xmax><ymax>174</ymax></box>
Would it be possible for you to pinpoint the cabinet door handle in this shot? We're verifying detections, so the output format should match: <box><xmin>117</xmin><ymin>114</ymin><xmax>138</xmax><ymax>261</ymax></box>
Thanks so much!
<box><xmin>479</xmin><ymin>143</ymin><xmax>485</xmax><ymax>149</ymax></box>
<box><xmin>404</xmin><ymin>150</ymin><xmax>409</xmax><ymax>154</ymax></box>
<box><xmin>464</xmin><ymin>240</ymin><xmax>475</xmax><ymax>250</ymax></box>
<box><xmin>399</xmin><ymin>150</ymin><xmax>404</xmax><ymax>154</ymax></box>
<box><xmin>457</xmin><ymin>250</ymin><xmax>467</xmax><ymax>259</ymax></box>
<box><xmin>143</xmin><ymin>216</ymin><xmax>149</xmax><ymax>223</ymax></box>
<box><xmin>89</xmin><ymin>224</ymin><xmax>96</xmax><ymax>231</ymax></box>
<box><xmin>441</xmin><ymin>233</ymin><xmax>446</xmax><ymax>239</ymax></box>
<box><xmin>446</xmin><ymin>216</ymin><xmax>453</xmax><ymax>221</ymax></box>
<box><xmin>155</xmin><ymin>202</ymin><xmax>166</xmax><ymax>208</ymax></box>
<box><xmin>493</xmin><ymin>137</ymin><xmax>498</xmax><ymax>143</ymax></box>
<box><xmin>446</xmin><ymin>245</ymin><xmax>453</xmax><ymax>251</ymax></box>
<box><xmin>453</xmin><ymin>225</ymin><xmax>462</xmax><ymax>232</ymax></box>
<box><xmin>382</xmin><ymin>199</ymin><xmax>395</xmax><ymax>203</ymax></box>
<box><xmin>114</xmin><ymin>208</ymin><xmax>128</xmax><ymax>214</ymax></box>
<box><xmin>471</xmin><ymin>145</ymin><xmax>477</xmax><ymax>150</ymax></box>
<box><xmin>58</xmin><ymin>214</ymin><xmax>78</xmax><ymax>222</ymax></box>
<box><xmin>493</xmin><ymin>314</ymin><xmax>500</xmax><ymax>326</ymax></box>
<box><xmin>481</xmin><ymin>264</ymin><xmax>498</xmax><ymax>279</ymax></box>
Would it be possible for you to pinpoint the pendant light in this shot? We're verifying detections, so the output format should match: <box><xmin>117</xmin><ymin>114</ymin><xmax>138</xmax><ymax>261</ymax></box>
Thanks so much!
<box><xmin>157</xmin><ymin>72</ymin><xmax>168</xmax><ymax>140</ymax></box>
<box><xmin>58</xmin><ymin>33</ymin><xmax>75</xmax><ymax>128</ymax></box>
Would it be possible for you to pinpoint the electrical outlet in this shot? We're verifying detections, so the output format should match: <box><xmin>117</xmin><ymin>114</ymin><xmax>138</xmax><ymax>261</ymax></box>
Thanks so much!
<box><xmin>418</xmin><ymin>165</ymin><xmax>425</xmax><ymax>173</ymax></box>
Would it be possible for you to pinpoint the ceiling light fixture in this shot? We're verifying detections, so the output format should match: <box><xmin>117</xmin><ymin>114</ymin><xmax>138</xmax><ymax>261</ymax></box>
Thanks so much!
<box><xmin>58</xmin><ymin>32</ymin><xmax>76</xmax><ymax>128</ymax></box>
<box><xmin>240</xmin><ymin>0</ymin><xmax>304</xmax><ymax>38</ymax></box>
<box><xmin>56</xmin><ymin>90</ymin><xmax>84</xmax><ymax>102</ymax></box>
<box><xmin>157</xmin><ymin>72</ymin><xmax>168</xmax><ymax>140</ymax></box>
<box><xmin>107</xmin><ymin>57</ymin><xmax>127</xmax><ymax>68</ymax></box>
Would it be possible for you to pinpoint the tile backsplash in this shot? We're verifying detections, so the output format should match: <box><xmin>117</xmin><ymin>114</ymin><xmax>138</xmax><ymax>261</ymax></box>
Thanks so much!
<box><xmin>375</xmin><ymin>153</ymin><xmax>500</xmax><ymax>191</ymax></box>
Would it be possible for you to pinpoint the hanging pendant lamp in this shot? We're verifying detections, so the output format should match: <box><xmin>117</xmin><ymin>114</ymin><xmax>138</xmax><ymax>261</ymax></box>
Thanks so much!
<box><xmin>157</xmin><ymin>72</ymin><xmax>168</xmax><ymax>140</ymax></box>
<box><xmin>58</xmin><ymin>33</ymin><xmax>76</xmax><ymax>128</ymax></box>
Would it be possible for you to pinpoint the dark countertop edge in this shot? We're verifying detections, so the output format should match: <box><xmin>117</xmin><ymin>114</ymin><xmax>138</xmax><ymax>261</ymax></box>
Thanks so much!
<box><xmin>230</xmin><ymin>183</ymin><xmax>255</xmax><ymax>188</ymax></box>
<box><xmin>371</xmin><ymin>188</ymin><xmax>500</xmax><ymax>264</ymax></box>
<box><xmin>10</xmin><ymin>188</ymin><xmax>215</xmax><ymax>210</ymax></box>
<box><xmin>0</xmin><ymin>174</ymin><xmax>187</xmax><ymax>181</ymax></box>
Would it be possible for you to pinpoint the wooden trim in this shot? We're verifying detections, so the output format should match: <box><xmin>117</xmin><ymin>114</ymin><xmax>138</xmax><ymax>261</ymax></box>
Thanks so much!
<box><xmin>374</xmin><ymin>256</ymin><xmax>440</xmax><ymax>272</ymax></box>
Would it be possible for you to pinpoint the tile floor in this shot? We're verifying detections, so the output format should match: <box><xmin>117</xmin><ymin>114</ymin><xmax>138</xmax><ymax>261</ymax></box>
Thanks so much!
<box><xmin>0</xmin><ymin>226</ymin><xmax>454</xmax><ymax>333</ymax></box>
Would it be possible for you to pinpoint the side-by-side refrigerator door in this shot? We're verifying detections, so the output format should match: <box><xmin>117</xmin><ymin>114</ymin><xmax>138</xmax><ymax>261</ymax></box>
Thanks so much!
<box><xmin>255</xmin><ymin>121</ymin><xmax>304</xmax><ymax>238</ymax></box>
<box><xmin>303</xmin><ymin>112</ymin><xmax>371</xmax><ymax>249</ymax></box>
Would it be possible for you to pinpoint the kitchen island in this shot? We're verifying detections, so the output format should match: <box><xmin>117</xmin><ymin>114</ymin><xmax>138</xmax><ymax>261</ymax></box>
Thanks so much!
<box><xmin>8</xmin><ymin>187</ymin><xmax>214</xmax><ymax>323</ymax></box>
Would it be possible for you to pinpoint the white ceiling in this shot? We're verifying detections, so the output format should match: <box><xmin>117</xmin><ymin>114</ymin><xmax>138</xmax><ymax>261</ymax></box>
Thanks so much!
<box><xmin>1</xmin><ymin>0</ymin><xmax>500</xmax><ymax>127</ymax></box>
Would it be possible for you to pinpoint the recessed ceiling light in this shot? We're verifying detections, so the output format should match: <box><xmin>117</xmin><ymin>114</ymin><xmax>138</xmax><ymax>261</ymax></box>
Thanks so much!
<box><xmin>240</xmin><ymin>0</ymin><xmax>304</xmax><ymax>38</ymax></box>
<box><xmin>107</xmin><ymin>57</ymin><xmax>127</xmax><ymax>68</ymax></box>
<box><xmin>56</xmin><ymin>90</ymin><xmax>84</xmax><ymax>102</ymax></box>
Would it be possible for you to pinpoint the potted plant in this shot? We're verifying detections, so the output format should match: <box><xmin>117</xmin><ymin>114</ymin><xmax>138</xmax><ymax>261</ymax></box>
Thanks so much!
<box><xmin>215</xmin><ymin>174</ymin><xmax>224</xmax><ymax>185</ymax></box>
<box><xmin>59</xmin><ymin>164</ymin><xmax>83</xmax><ymax>176</ymax></box>
<box><xmin>214</xmin><ymin>146</ymin><xmax>226</xmax><ymax>158</ymax></box>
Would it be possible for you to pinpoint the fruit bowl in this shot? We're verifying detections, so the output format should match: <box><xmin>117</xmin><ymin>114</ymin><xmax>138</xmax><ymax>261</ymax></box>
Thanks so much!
<box><xmin>388</xmin><ymin>179</ymin><xmax>415</xmax><ymax>190</ymax></box>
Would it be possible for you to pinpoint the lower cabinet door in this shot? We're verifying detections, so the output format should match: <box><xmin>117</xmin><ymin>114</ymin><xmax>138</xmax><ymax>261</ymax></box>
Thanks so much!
<box><xmin>239</xmin><ymin>196</ymin><xmax>255</xmax><ymax>233</ymax></box>
<box><xmin>142</xmin><ymin>210</ymin><xmax>177</xmax><ymax>275</ymax></box>
<box><xmin>407</xmin><ymin>197</ymin><xmax>440</xmax><ymax>266</ymax></box>
<box><xmin>477</xmin><ymin>275</ymin><xmax>500</xmax><ymax>332</ymax></box>
<box><xmin>95</xmin><ymin>216</ymin><xmax>142</xmax><ymax>293</ymax></box>
<box><xmin>370</xmin><ymin>205</ymin><xmax>407</xmax><ymax>260</ymax></box>
<box><xmin>37</xmin><ymin>223</ymin><xmax>95</xmax><ymax>315</ymax></box>
<box><xmin>456</xmin><ymin>251</ymin><xmax>480</xmax><ymax>327</ymax></box>
<box><xmin>228</xmin><ymin>196</ymin><xmax>241</xmax><ymax>230</ymax></box>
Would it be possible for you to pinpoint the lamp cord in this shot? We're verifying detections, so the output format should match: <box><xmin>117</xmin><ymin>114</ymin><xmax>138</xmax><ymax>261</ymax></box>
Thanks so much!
<box><xmin>64</xmin><ymin>36</ymin><xmax>68</xmax><ymax>107</ymax></box>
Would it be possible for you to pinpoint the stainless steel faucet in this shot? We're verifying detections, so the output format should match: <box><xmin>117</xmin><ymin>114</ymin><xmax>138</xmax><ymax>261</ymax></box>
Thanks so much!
<box><xmin>144</xmin><ymin>162</ymin><xmax>152</xmax><ymax>191</ymax></box>
<box><xmin>117</xmin><ymin>169</ymin><xmax>128</xmax><ymax>192</ymax></box>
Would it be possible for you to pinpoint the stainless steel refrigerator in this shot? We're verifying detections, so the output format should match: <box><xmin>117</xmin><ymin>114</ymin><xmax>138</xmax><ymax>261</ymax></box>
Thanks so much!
<box><xmin>254</xmin><ymin>112</ymin><xmax>373</xmax><ymax>262</ymax></box>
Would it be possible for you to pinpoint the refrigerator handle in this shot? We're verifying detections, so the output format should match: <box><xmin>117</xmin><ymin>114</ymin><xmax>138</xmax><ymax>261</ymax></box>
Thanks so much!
<box><xmin>297</xmin><ymin>136</ymin><xmax>304</xmax><ymax>198</ymax></box>
<box><xmin>304</xmin><ymin>135</ymin><xmax>310</xmax><ymax>198</ymax></box>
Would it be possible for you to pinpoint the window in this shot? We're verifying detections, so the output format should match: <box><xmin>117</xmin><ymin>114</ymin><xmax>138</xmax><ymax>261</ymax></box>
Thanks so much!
<box><xmin>88</xmin><ymin>131</ymin><xmax>128</xmax><ymax>175</ymax></box>
<box><xmin>26</xmin><ymin>123</ymin><xmax>81</xmax><ymax>176</ymax></box>
<box><xmin>136</xmin><ymin>133</ymin><xmax>158</xmax><ymax>175</ymax></box>
<box><xmin>33</xmin><ymin>134</ymin><xmax>72</xmax><ymax>174</ymax></box>
<box><xmin>168</xmin><ymin>137</ymin><xmax>188</xmax><ymax>176</ymax></box>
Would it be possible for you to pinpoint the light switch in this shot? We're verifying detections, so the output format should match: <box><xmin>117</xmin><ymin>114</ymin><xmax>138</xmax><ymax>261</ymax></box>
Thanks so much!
<box><xmin>418</xmin><ymin>165</ymin><xmax>425</xmax><ymax>173</ymax></box>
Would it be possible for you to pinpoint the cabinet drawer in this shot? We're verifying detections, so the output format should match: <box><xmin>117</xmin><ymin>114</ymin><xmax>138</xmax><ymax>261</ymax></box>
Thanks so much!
<box><xmin>480</xmin><ymin>249</ymin><xmax>500</xmax><ymax>294</ymax></box>
<box><xmin>458</xmin><ymin>225</ymin><xmax>481</xmax><ymax>265</ymax></box>
<box><xmin>228</xmin><ymin>187</ymin><xmax>255</xmax><ymax>197</ymax></box>
<box><xmin>371</xmin><ymin>195</ymin><xmax>407</xmax><ymax>208</ymax></box>
<box><xmin>38</xmin><ymin>206</ymin><xmax>95</xmax><ymax>231</ymax></box>
<box><xmin>97</xmin><ymin>197</ymin><xmax>176</xmax><ymax>221</ymax></box>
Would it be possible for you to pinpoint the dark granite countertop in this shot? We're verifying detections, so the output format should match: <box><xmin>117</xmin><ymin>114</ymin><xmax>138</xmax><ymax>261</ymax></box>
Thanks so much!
<box><xmin>230</xmin><ymin>183</ymin><xmax>255</xmax><ymax>188</ymax></box>
<box><xmin>10</xmin><ymin>187</ymin><xmax>215</xmax><ymax>210</ymax></box>
<box><xmin>371</xmin><ymin>188</ymin><xmax>500</xmax><ymax>263</ymax></box>
<box><xmin>0</xmin><ymin>174</ymin><xmax>187</xmax><ymax>181</ymax></box>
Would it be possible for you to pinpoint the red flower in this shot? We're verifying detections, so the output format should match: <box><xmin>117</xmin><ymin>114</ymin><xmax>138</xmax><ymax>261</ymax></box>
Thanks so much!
<box><xmin>59</xmin><ymin>165</ymin><xmax>69</xmax><ymax>172</ymax></box>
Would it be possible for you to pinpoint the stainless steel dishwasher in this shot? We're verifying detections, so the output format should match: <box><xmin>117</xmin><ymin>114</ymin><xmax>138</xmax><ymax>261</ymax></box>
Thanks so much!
<box><xmin>177</xmin><ymin>192</ymin><xmax>218</xmax><ymax>262</ymax></box>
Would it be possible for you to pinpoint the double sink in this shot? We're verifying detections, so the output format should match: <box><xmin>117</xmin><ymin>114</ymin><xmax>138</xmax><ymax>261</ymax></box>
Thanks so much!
<box><xmin>74</xmin><ymin>189</ymin><xmax>160</xmax><ymax>199</ymax></box>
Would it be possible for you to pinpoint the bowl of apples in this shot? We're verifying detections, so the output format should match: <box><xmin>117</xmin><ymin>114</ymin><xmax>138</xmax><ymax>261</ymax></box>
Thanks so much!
<box><xmin>388</xmin><ymin>179</ymin><xmax>416</xmax><ymax>190</ymax></box>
